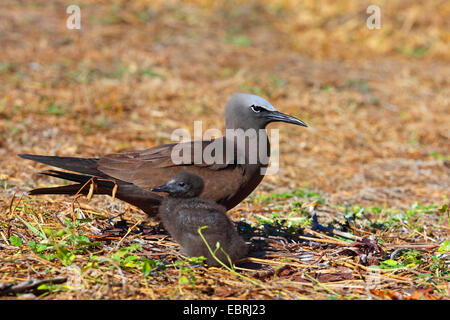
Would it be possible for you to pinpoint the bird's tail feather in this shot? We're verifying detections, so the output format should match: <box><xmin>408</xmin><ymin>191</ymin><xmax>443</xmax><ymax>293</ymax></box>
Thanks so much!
<box><xmin>18</xmin><ymin>154</ymin><xmax>106</xmax><ymax>178</ymax></box>
<box><xmin>29</xmin><ymin>184</ymin><xmax>92</xmax><ymax>196</ymax></box>
<box><xmin>28</xmin><ymin>170</ymin><xmax>119</xmax><ymax>196</ymax></box>
<box><xmin>20</xmin><ymin>155</ymin><xmax>162</xmax><ymax>216</ymax></box>
<box><xmin>41</xmin><ymin>170</ymin><xmax>115</xmax><ymax>185</ymax></box>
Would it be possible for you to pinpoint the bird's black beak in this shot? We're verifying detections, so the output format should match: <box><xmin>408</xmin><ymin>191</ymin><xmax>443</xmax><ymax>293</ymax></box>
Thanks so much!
<box><xmin>151</xmin><ymin>182</ymin><xmax>174</xmax><ymax>193</ymax></box>
<box><xmin>266</xmin><ymin>111</ymin><xmax>308</xmax><ymax>127</ymax></box>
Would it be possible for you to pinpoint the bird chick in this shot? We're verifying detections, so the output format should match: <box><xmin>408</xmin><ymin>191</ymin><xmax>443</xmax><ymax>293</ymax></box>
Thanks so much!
<box><xmin>152</xmin><ymin>172</ymin><xmax>247</xmax><ymax>266</ymax></box>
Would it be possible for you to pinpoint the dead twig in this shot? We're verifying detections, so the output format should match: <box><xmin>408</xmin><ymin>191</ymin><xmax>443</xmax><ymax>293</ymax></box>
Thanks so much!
<box><xmin>0</xmin><ymin>277</ymin><xmax>67</xmax><ymax>296</ymax></box>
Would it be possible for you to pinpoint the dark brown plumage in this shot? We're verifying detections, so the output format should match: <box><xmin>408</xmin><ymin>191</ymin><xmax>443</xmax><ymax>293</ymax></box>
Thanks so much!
<box><xmin>19</xmin><ymin>93</ymin><xmax>307</xmax><ymax>216</ymax></box>
<box><xmin>152</xmin><ymin>172</ymin><xmax>247</xmax><ymax>266</ymax></box>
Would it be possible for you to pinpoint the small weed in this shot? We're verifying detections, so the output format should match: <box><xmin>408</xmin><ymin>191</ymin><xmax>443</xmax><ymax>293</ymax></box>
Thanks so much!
<box><xmin>321</xmin><ymin>84</ymin><xmax>335</xmax><ymax>92</ymax></box>
<box><xmin>9</xmin><ymin>235</ymin><xmax>23</xmax><ymax>247</ymax></box>
<box><xmin>379</xmin><ymin>250</ymin><xmax>424</xmax><ymax>269</ymax></box>
<box><xmin>23</xmin><ymin>220</ymin><xmax>101</xmax><ymax>266</ymax></box>
<box><xmin>46</xmin><ymin>103</ymin><xmax>66</xmax><ymax>116</ymax></box>
<box><xmin>175</xmin><ymin>257</ymin><xmax>206</xmax><ymax>287</ymax></box>
<box><xmin>430</xmin><ymin>255</ymin><xmax>449</xmax><ymax>278</ymax></box>
<box><xmin>367</xmin><ymin>202</ymin><xmax>440</xmax><ymax>231</ymax></box>
<box><xmin>226</xmin><ymin>35</ymin><xmax>252</xmax><ymax>47</ymax></box>
<box><xmin>430</xmin><ymin>152</ymin><xmax>450</xmax><ymax>162</ymax></box>
<box><xmin>110</xmin><ymin>243</ymin><xmax>165</xmax><ymax>276</ymax></box>
<box><xmin>0</xmin><ymin>62</ymin><xmax>13</xmax><ymax>74</ymax></box>
<box><xmin>37</xmin><ymin>283</ymin><xmax>70</xmax><ymax>298</ymax></box>
<box><xmin>397</xmin><ymin>44</ymin><xmax>431</xmax><ymax>58</ymax></box>
<box><xmin>139</xmin><ymin>68</ymin><xmax>164</xmax><ymax>79</ymax></box>
<box><xmin>252</xmin><ymin>188</ymin><xmax>324</xmax><ymax>204</ymax></box>
<box><xmin>438</xmin><ymin>240</ymin><xmax>450</xmax><ymax>253</ymax></box>
<box><xmin>102</xmin><ymin>65</ymin><xmax>128</xmax><ymax>79</ymax></box>
<box><xmin>255</xmin><ymin>214</ymin><xmax>303</xmax><ymax>240</ymax></box>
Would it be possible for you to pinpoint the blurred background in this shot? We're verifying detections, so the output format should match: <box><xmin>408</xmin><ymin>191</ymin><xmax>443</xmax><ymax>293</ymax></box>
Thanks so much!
<box><xmin>1</xmin><ymin>0</ymin><xmax>449</xmax><ymax>209</ymax></box>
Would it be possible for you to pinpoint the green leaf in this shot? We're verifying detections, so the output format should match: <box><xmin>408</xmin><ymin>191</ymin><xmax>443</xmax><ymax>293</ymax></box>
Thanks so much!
<box><xmin>46</xmin><ymin>103</ymin><xmax>66</xmax><ymax>116</ymax></box>
<box><xmin>139</xmin><ymin>68</ymin><xmax>163</xmax><ymax>78</ymax></box>
<box><xmin>179</xmin><ymin>276</ymin><xmax>189</xmax><ymax>285</ymax></box>
<box><xmin>16</xmin><ymin>216</ymin><xmax>47</xmax><ymax>239</ymax></box>
<box><xmin>142</xmin><ymin>260</ymin><xmax>152</xmax><ymax>276</ymax></box>
<box><xmin>123</xmin><ymin>255</ymin><xmax>139</xmax><ymax>268</ymax></box>
<box><xmin>188</xmin><ymin>256</ymin><xmax>206</xmax><ymax>264</ymax></box>
<box><xmin>127</xmin><ymin>243</ymin><xmax>142</xmax><ymax>252</ymax></box>
<box><xmin>28</xmin><ymin>240</ymin><xmax>37</xmax><ymax>251</ymax></box>
<box><xmin>379</xmin><ymin>259</ymin><xmax>401</xmax><ymax>269</ymax></box>
<box><xmin>37</xmin><ymin>284</ymin><xmax>49</xmax><ymax>290</ymax></box>
<box><xmin>228</xmin><ymin>35</ymin><xmax>252</xmax><ymax>47</ymax></box>
<box><xmin>111</xmin><ymin>253</ymin><xmax>121</xmax><ymax>262</ymax></box>
<box><xmin>56</xmin><ymin>229</ymin><xmax>67</xmax><ymax>237</ymax></box>
<box><xmin>56</xmin><ymin>246</ymin><xmax>75</xmax><ymax>266</ymax></box>
<box><xmin>9</xmin><ymin>236</ymin><xmax>22</xmax><ymax>247</ymax></box>
<box><xmin>438</xmin><ymin>240</ymin><xmax>450</xmax><ymax>253</ymax></box>
<box><xmin>124</xmin><ymin>261</ymin><xmax>136</xmax><ymax>268</ymax></box>
<box><xmin>28</xmin><ymin>241</ymin><xmax>51</xmax><ymax>253</ymax></box>
<box><xmin>38</xmin><ymin>253</ymin><xmax>58</xmax><ymax>261</ymax></box>
<box><xmin>36</xmin><ymin>243</ymin><xmax>50</xmax><ymax>253</ymax></box>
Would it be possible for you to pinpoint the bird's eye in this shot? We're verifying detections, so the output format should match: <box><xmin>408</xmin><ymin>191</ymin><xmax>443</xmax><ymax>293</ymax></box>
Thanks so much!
<box><xmin>251</xmin><ymin>105</ymin><xmax>264</xmax><ymax>113</ymax></box>
<box><xmin>178</xmin><ymin>182</ymin><xmax>186</xmax><ymax>187</ymax></box>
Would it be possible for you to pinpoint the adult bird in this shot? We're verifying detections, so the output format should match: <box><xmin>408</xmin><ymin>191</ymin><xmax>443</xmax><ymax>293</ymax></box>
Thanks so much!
<box><xmin>19</xmin><ymin>93</ymin><xmax>307</xmax><ymax>216</ymax></box>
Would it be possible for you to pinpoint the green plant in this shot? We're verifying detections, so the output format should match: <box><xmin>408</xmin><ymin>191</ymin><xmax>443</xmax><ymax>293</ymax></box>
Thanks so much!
<box><xmin>22</xmin><ymin>218</ymin><xmax>101</xmax><ymax>266</ymax></box>
<box><xmin>252</xmin><ymin>187</ymin><xmax>325</xmax><ymax>204</ymax></box>
<box><xmin>438</xmin><ymin>240</ymin><xmax>450</xmax><ymax>253</ymax></box>
<box><xmin>175</xmin><ymin>257</ymin><xmax>205</xmax><ymax>287</ymax></box>
<box><xmin>46</xmin><ymin>103</ymin><xmax>66</xmax><ymax>116</ymax></box>
<box><xmin>37</xmin><ymin>283</ymin><xmax>70</xmax><ymax>298</ymax></box>
<box><xmin>111</xmin><ymin>243</ymin><xmax>165</xmax><ymax>276</ymax></box>
<box><xmin>379</xmin><ymin>250</ymin><xmax>424</xmax><ymax>269</ymax></box>
<box><xmin>226</xmin><ymin>35</ymin><xmax>252</xmax><ymax>47</ymax></box>
<box><xmin>139</xmin><ymin>68</ymin><xmax>163</xmax><ymax>79</ymax></box>
<box><xmin>430</xmin><ymin>255</ymin><xmax>449</xmax><ymax>278</ymax></box>
<box><xmin>197</xmin><ymin>226</ymin><xmax>264</xmax><ymax>288</ymax></box>
<box><xmin>9</xmin><ymin>235</ymin><xmax>22</xmax><ymax>247</ymax></box>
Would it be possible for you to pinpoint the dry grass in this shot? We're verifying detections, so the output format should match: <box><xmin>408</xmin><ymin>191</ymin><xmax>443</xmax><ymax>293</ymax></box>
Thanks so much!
<box><xmin>0</xmin><ymin>0</ymin><xmax>449</xmax><ymax>300</ymax></box>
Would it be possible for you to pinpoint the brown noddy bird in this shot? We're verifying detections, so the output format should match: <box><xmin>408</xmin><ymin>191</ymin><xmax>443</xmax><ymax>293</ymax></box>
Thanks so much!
<box><xmin>152</xmin><ymin>172</ymin><xmax>247</xmax><ymax>266</ymax></box>
<box><xmin>19</xmin><ymin>93</ymin><xmax>307</xmax><ymax>216</ymax></box>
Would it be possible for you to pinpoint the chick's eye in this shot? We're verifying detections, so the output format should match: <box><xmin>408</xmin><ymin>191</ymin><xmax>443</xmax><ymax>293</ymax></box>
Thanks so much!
<box><xmin>251</xmin><ymin>105</ymin><xmax>264</xmax><ymax>113</ymax></box>
<box><xmin>178</xmin><ymin>182</ymin><xmax>185</xmax><ymax>187</ymax></box>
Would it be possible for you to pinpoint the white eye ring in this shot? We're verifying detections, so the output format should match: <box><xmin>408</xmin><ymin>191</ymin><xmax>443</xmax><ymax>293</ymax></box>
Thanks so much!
<box><xmin>251</xmin><ymin>105</ymin><xmax>263</xmax><ymax>113</ymax></box>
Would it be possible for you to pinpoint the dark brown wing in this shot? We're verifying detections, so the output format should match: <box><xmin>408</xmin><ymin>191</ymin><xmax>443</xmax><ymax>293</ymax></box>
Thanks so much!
<box><xmin>20</xmin><ymin>137</ymin><xmax>265</xmax><ymax>211</ymax></box>
<box><xmin>97</xmin><ymin>138</ymin><xmax>253</xmax><ymax>206</ymax></box>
